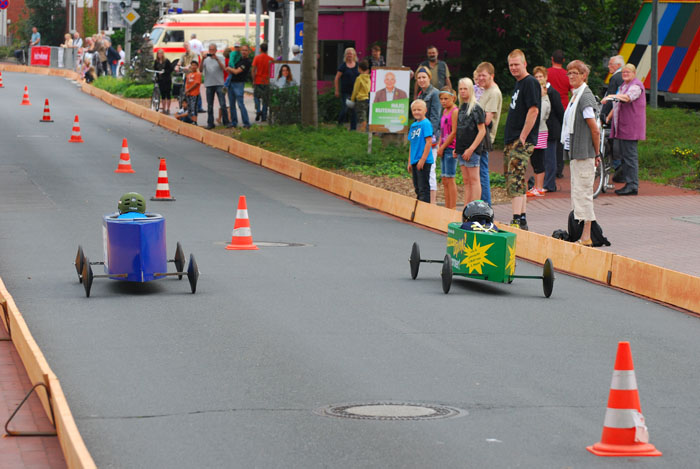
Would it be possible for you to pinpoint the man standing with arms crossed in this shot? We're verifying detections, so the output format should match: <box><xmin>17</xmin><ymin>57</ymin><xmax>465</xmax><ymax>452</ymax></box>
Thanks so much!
<box><xmin>503</xmin><ymin>49</ymin><xmax>540</xmax><ymax>231</ymax></box>
<box><xmin>475</xmin><ymin>61</ymin><xmax>502</xmax><ymax>207</ymax></box>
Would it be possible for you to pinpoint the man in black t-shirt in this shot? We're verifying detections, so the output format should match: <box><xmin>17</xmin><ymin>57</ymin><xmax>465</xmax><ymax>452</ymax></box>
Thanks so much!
<box><xmin>226</xmin><ymin>44</ymin><xmax>252</xmax><ymax>128</ymax></box>
<box><xmin>503</xmin><ymin>49</ymin><xmax>540</xmax><ymax>231</ymax></box>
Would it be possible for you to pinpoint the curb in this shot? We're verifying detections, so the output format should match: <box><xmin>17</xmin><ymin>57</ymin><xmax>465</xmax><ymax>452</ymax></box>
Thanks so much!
<box><xmin>0</xmin><ymin>278</ymin><xmax>96</xmax><ymax>469</ymax></box>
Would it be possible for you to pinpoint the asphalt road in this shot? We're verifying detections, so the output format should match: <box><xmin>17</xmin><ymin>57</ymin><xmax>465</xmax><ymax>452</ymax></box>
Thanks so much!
<box><xmin>1</xmin><ymin>72</ymin><xmax>699</xmax><ymax>468</ymax></box>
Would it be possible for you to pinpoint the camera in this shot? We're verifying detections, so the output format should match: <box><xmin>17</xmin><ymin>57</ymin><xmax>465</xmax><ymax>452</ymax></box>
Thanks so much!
<box><xmin>207</xmin><ymin>53</ymin><xmax>213</xmax><ymax>57</ymax></box>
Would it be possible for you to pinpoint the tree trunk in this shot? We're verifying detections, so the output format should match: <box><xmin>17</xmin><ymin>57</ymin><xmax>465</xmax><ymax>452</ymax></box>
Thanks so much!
<box><xmin>301</xmin><ymin>0</ymin><xmax>319</xmax><ymax>127</ymax></box>
<box><xmin>385</xmin><ymin>0</ymin><xmax>407</xmax><ymax>67</ymax></box>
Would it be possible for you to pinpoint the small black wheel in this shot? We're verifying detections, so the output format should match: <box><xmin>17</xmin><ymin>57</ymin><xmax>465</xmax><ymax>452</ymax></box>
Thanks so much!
<box><xmin>187</xmin><ymin>254</ymin><xmax>199</xmax><ymax>294</ymax></box>
<box><xmin>410</xmin><ymin>242</ymin><xmax>420</xmax><ymax>279</ymax></box>
<box><xmin>542</xmin><ymin>258</ymin><xmax>555</xmax><ymax>298</ymax></box>
<box><xmin>75</xmin><ymin>245</ymin><xmax>85</xmax><ymax>283</ymax></box>
<box><xmin>441</xmin><ymin>254</ymin><xmax>452</xmax><ymax>294</ymax></box>
<box><xmin>174</xmin><ymin>242</ymin><xmax>185</xmax><ymax>280</ymax></box>
<box><xmin>82</xmin><ymin>256</ymin><xmax>94</xmax><ymax>298</ymax></box>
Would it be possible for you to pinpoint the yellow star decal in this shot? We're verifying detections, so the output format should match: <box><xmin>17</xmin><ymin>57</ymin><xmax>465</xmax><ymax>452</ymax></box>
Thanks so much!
<box><xmin>506</xmin><ymin>244</ymin><xmax>516</xmax><ymax>276</ymax></box>
<box><xmin>460</xmin><ymin>236</ymin><xmax>497</xmax><ymax>274</ymax></box>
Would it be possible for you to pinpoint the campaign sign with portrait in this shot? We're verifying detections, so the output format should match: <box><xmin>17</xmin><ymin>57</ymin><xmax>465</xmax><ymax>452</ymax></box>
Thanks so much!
<box><xmin>369</xmin><ymin>67</ymin><xmax>410</xmax><ymax>133</ymax></box>
<box><xmin>272</xmin><ymin>61</ymin><xmax>301</xmax><ymax>88</ymax></box>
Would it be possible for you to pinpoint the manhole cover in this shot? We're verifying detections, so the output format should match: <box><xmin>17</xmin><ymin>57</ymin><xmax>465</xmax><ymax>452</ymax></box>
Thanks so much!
<box><xmin>315</xmin><ymin>402</ymin><xmax>465</xmax><ymax>421</ymax></box>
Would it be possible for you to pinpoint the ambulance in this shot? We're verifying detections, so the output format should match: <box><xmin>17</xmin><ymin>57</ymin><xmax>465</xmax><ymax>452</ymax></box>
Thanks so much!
<box><xmin>149</xmin><ymin>12</ymin><xmax>267</xmax><ymax>61</ymax></box>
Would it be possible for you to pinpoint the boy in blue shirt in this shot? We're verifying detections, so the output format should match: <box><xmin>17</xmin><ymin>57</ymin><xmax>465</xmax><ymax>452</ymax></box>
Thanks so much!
<box><xmin>407</xmin><ymin>99</ymin><xmax>434</xmax><ymax>202</ymax></box>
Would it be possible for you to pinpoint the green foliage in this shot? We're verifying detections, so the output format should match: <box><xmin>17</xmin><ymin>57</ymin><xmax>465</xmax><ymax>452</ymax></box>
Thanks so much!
<box><xmin>110</xmin><ymin>29</ymin><xmax>125</xmax><ymax>49</ymax></box>
<box><xmin>25</xmin><ymin>0</ymin><xmax>67</xmax><ymax>46</ymax></box>
<box><xmin>130</xmin><ymin>0</ymin><xmax>161</xmax><ymax>53</ymax></box>
<box><xmin>420</xmin><ymin>0</ymin><xmax>642</xmax><ymax>96</ymax></box>
<box><xmin>0</xmin><ymin>46</ymin><xmax>12</xmax><ymax>59</ymax></box>
<box><xmin>92</xmin><ymin>76</ymin><xmax>133</xmax><ymax>94</ymax></box>
<box><xmin>638</xmin><ymin>106</ymin><xmax>700</xmax><ymax>189</ymax></box>
<box><xmin>269</xmin><ymin>86</ymin><xmax>301</xmax><ymax>125</ymax></box>
<box><xmin>9</xmin><ymin>7</ymin><xmax>31</xmax><ymax>43</ymax></box>
<box><xmin>82</xmin><ymin>1</ymin><xmax>97</xmax><ymax>38</ymax></box>
<box><xmin>122</xmin><ymin>83</ymin><xmax>154</xmax><ymax>98</ymax></box>
<box><xmin>318</xmin><ymin>87</ymin><xmax>342</xmax><ymax>123</ymax></box>
<box><xmin>199</xmin><ymin>0</ymin><xmax>241</xmax><ymax>13</ymax></box>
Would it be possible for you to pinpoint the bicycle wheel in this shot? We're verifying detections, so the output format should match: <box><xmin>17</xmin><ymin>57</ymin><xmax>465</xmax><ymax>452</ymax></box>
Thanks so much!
<box><xmin>593</xmin><ymin>160</ymin><xmax>605</xmax><ymax>199</ymax></box>
<box><xmin>151</xmin><ymin>86</ymin><xmax>161</xmax><ymax>111</ymax></box>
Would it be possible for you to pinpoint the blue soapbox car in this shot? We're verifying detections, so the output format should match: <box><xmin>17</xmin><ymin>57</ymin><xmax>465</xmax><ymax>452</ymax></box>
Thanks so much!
<box><xmin>74</xmin><ymin>212</ymin><xmax>199</xmax><ymax>297</ymax></box>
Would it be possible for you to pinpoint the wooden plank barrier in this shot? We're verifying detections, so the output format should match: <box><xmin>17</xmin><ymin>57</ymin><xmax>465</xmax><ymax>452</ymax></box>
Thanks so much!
<box><xmin>350</xmin><ymin>180</ymin><xmax>417</xmax><ymax>221</ymax></box>
<box><xmin>260</xmin><ymin>150</ymin><xmax>303</xmax><ymax>179</ymax></box>
<box><xmin>203</xmin><ymin>131</ymin><xmax>231</xmax><ymax>152</ymax></box>
<box><xmin>0</xmin><ymin>278</ymin><xmax>96</xmax><ymax>468</ymax></box>
<box><xmin>413</xmin><ymin>201</ymin><xmax>462</xmax><ymax>231</ymax></box>
<box><xmin>178</xmin><ymin>123</ymin><xmax>205</xmax><ymax>142</ymax></box>
<box><xmin>300</xmin><ymin>166</ymin><xmax>353</xmax><ymax>198</ymax></box>
<box><xmin>158</xmin><ymin>114</ymin><xmax>183</xmax><ymax>133</ymax></box>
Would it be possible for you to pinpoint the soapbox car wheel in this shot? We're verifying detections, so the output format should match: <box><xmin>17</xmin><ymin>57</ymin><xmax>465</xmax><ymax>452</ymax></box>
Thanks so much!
<box><xmin>174</xmin><ymin>242</ymin><xmax>185</xmax><ymax>280</ymax></box>
<box><xmin>75</xmin><ymin>245</ymin><xmax>85</xmax><ymax>283</ymax></box>
<box><xmin>441</xmin><ymin>255</ymin><xmax>452</xmax><ymax>294</ymax></box>
<box><xmin>81</xmin><ymin>256</ymin><xmax>94</xmax><ymax>298</ymax></box>
<box><xmin>187</xmin><ymin>254</ymin><xmax>199</xmax><ymax>294</ymax></box>
<box><xmin>542</xmin><ymin>258</ymin><xmax>554</xmax><ymax>298</ymax></box>
<box><xmin>410</xmin><ymin>242</ymin><xmax>421</xmax><ymax>279</ymax></box>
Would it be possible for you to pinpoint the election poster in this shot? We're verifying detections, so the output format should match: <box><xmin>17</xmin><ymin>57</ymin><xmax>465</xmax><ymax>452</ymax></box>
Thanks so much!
<box><xmin>369</xmin><ymin>67</ymin><xmax>410</xmax><ymax>133</ymax></box>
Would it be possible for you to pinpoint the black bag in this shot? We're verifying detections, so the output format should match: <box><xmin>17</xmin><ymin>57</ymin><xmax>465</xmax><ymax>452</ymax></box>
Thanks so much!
<box><xmin>567</xmin><ymin>211</ymin><xmax>611</xmax><ymax>247</ymax></box>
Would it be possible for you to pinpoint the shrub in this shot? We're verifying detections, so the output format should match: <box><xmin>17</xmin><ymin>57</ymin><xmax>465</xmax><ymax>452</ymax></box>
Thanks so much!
<box><xmin>123</xmin><ymin>84</ymin><xmax>153</xmax><ymax>98</ymax></box>
<box><xmin>269</xmin><ymin>86</ymin><xmax>301</xmax><ymax>125</ymax></box>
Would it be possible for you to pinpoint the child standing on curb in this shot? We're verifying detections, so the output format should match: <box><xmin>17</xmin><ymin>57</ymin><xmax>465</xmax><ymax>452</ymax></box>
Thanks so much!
<box><xmin>437</xmin><ymin>87</ymin><xmax>458</xmax><ymax>209</ymax></box>
<box><xmin>350</xmin><ymin>60</ymin><xmax>371</xmax><ymax>132</ymax></box>
<box><xmin>407</xmin><ymin>99</ymin><xmax>434</xmax><ymax>203</ymax></box>
<box><xmin>185</xmin><ymin>60</ymin><xmax>202</xmax><ymax>125</ymax></box>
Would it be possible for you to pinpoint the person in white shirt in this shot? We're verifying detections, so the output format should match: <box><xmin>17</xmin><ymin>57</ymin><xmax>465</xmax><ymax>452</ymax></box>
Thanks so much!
<box><xmin>189</xmin><ymin>34</ymin><xmax>204</xmax><ymax>56</ymax></box>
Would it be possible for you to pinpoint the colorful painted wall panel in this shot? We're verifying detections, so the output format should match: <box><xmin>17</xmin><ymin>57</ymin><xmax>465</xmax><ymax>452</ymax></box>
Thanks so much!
<box><xmin>618</xmin><ymin>1</ymin><xmax>700</xmax><ymax>96</ymax></box>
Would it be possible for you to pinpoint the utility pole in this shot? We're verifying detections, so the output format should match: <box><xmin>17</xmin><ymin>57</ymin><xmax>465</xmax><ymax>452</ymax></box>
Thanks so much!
<box><xmin>281</xmin><ymin>0</ymin><xmax>289</xmax><ymax>60</ymax></box>
<box><xmin>245</xmin><ymin>0</ymin><xmax>250</xmax><ymax>43</ymax></box>
<box><xmin>650</xmin><ymin>0</ymin><xmax>658</xmax><ymax>108</ymax></box>
<box><xmin>255</xmin><ymin>0</ymin><xmax>261</xmax><ymax>51</ymax></box>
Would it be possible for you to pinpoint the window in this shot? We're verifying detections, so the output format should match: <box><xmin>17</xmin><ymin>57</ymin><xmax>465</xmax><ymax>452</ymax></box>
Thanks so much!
<box><xmin>164</xmin><ymin>30</ymin><xmax>184</xmax><ymax>43</ymax></box>
<box><xmin>319</xmin><ymin>40</ymin><xmax>355</xmax><ymax>82</ymax></box>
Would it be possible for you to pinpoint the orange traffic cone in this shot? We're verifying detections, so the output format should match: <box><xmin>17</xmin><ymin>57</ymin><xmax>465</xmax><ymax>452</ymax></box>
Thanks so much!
<box><xmin>115</xmin><ymin>138</ymin><xmax>135</xmax><ymax>173</ymax></box>
<box><xmin>69</xmin><ymin>115</ymin><xmax>84</xmax><ymax>143</ymax></box>
<box><xmin>39</xmin><ymin>98</ymin><xmax>53</xmax><ymax>122</ymax></box>
<box><xmin>0</xmin><ymin>71</ymin><xmax>4</xmax><ymax>88</ymax></box>
<box><xmin>225</xmin><ymin>196</ymin><xmax>258</xmax><ymax>250</ymax></box>
<box><xmin>20</xmin><ymin>86</ymin><xmax>31</xmax><ymax>105</ymax></box>
<box><xmin>151</xmin><ymin>158</ymin><xmax>175</xmax><ymax>201</ymax></box>
<box><xmin>587</xmin><ymin>342</ymin><xmax>662</xmax><ymax>457</ymax></box>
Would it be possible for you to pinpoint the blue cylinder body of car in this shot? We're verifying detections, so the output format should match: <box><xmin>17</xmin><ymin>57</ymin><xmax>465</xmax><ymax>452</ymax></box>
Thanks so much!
<box><xmin>102</xmin><ymin>213</ymin><xmax>167</xmax><ymax>282</ymax></box>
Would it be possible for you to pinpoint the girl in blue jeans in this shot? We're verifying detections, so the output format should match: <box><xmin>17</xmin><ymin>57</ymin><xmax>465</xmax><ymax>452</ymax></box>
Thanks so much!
<box><xmin>456</xmin><ymin>78</ymin><xmax>487</xmax><ymax>206</ymax></box>
<box><xmin>437</xmin><ymin>87</ymin><xmax>458</xmax><ymax>209</ymax></box>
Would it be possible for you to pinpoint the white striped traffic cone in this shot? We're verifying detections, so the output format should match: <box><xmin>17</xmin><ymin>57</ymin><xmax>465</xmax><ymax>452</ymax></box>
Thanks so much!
<box><xmin>20</xmin><ymin>85</ymin><xmax>31</xmax><ymax>105</ymax></box>
<box><xmin>0</xmin><ymin>71</ymin><xmax>4</xmax><ymax>88</ymax></box>
<box><xmin>68</xmin><ymin>115</ymin><xmax>84</xmax><ymax>142</ymax></box>
<box><xmin>39</xmin><ymin>98</ymin><xmax>53</xmax><ymax>122</ymax></box>
<box><xmin>225</xmin><ymin>196</ymin><xmax>258</xmax><ymax>250</ymax></box>
<box><xmin>115</xmin><ymin>138</ymin><xmax>135</xmax><ymax>173</ymax></box>
<box><xmin>587</xmin><ymin>342</ymin><xmax>662</xmax><ymax>457</ymax></box>
<box><xmin>151</xmin><ymin>158</ymin><xmax>175</xmax><ymax>201</ymax></box>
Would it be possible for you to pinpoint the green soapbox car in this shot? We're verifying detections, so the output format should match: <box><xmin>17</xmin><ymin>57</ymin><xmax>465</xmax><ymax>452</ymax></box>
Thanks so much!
<box><xmin>410</xmin><ymin>222</ymin><xmax>554</xmax><ymax>297</ymax></box>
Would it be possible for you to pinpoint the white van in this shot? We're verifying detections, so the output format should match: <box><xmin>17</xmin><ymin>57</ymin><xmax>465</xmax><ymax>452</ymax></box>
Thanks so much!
<box><xmin>150</xmin><ymin>12</ymin><xmax>267</xmax><ymax>61</ymax></box>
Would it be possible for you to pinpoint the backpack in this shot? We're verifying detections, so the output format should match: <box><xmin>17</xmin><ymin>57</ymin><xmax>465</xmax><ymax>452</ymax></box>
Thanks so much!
<box><xmin>566</xmin><ymin>210</ymin><xmax>611</xmax><ymax>247</ymax></box>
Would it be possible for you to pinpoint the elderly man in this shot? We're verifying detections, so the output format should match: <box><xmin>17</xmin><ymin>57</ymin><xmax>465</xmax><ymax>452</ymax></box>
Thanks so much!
<box><xmin>373</xmin><ymin>72</ymin><xmax>408</xmax><ymax>103</ymax></box>
<box><xmin>199</xmin><ymin>43</ymin><xmax>230</xmax><ymax>129</ymax></box>
<box><xmin>602</xmin><ymin>55</ymin><xmax>625</xmax><ymax>179</ymax></box>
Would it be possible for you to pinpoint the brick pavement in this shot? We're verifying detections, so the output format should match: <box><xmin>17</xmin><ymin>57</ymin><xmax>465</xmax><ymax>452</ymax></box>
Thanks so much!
<box><xmin>488</xmin><ymin>150</ymin><xmax>700</xmax><ymax>277</ymax></box>
<box><xmin>0</xmin><ymin>335</ymin><xmax>66</xmax><ymax>468</ymax></box>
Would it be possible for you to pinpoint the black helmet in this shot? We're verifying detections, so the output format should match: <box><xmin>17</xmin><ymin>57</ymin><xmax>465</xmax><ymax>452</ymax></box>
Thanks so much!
<box><xmin>118</xmin><ymin>192</ymin><xmax>146</xmax><ymax>214</ymax></box>
<box><xmin>462</xmin><ymin>200</ymin><xmax>493</xmax><ymax>223</ymax></box>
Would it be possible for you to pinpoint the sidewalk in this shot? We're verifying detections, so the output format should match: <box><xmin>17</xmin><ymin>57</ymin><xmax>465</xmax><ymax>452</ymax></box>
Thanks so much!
<box><xmin>488</xmin><ymin>150</ymin><xmax>700</xmax><ymax>277</ymax></box>
<box><xmin>0</xmin><ymin>336</ymin><xmax>66</xmax><ymax>468</ymax></box>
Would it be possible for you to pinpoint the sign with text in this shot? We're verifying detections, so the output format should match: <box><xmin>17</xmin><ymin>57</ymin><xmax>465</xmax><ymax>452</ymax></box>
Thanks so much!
<box><xmin>30</xmin><ymin>46</ymin><xmax>51</xmax><ymax>67</ymax></box>
<box><xmin>369</xmin><ymin>67</ymin><xmax>410</xmax><ymax>133</ymax></box>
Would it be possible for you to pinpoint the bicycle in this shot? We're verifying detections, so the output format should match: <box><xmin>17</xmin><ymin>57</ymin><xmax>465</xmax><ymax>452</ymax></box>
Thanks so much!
<box><xmin>145</xmin><ymin>68</ymin><xmax>164</xmax><ymax>112</ymax></box>
<box><xmin>172</xmin><ymin>70</ymin><xmax>186</xmax><ymax>110</ymax></box>
<box><xmin>592</xmin><ymin>96</ymin><xmax>619</xmax><ymax>198</ymax></box>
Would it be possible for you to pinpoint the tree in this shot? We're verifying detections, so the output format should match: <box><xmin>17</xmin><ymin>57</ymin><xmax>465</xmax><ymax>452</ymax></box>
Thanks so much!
<box><xmin>199</xmin><ymin>0</ymin><xmax>241</xmax><ymax>12</ymax></box>
<box><xmin>301</xmin><ymin>0</ymin><xmax>319</xmax><ymax>127</ymax></box>
<box><xmin>386</xmin><ymin>0</ymin><xmax>407</xmax><ymax>67</ymax></box>
<box><xmin>25</xmin><ymin>0</ymin><xmax>67</xmax><ymax>46</ymax></box>
<box><xmin>131</xmin><ymin>0</ymin><xmax>162</xmax><ymax>54</ymax></box>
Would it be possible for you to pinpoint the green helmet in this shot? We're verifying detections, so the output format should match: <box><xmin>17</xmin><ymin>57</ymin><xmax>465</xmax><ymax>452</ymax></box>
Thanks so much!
<box><xmin>118</xmin><ymin>192</ymin><xmax>146</xmax><ymax>214</ymax></box>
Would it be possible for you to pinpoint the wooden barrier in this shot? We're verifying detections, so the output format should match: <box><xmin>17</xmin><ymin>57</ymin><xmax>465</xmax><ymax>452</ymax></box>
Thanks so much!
<box><xmin>203</xmin><ymin>131</ymin><xmax>231</xmax><ymax>152</ymax></box>
<box><xmin>413</xmin><ymin>201</ymin><xmax>462</xmax><ymax>231</ymax></box>
<box><xmin>261</xmin><ymin>150</ymin><xmax>303</xmax><ymax>179</ymax></box>
<box><xmin>158</xmin><ymin>114</ymin><xmax>183</xmax><ymax>133</ymax></box>
<box><xmin>300</xmin><ymin>166</ymin><xmax>353</xmax><ymax>198</ymax></box>
<box><xmin>141</xmin><ymin>109</ymin><xmax>162</xmax><ymax>125</ymax></box>
<box><xmin>229</xmin><ymin>140</ymin><xmax>262</xmax><ymax>165</ymax></box>
<box><xmin>0</xmin><ymin>279</ymin><xmax>96</xmax><ymax>468</ymax></box>
<box><xmin>349</xmin><ymin>180</ymin><xmax>417</xmax><ymax>221</ymax></box>
<box><xmin>111</xmin><ymin>96</ymin><xmax>129</xmax><ymax>110</ymax></box>
<box><xmin>178</xmin><ymin>123</ymin><xmax>205</xmax><ymax>142</ymax></box>
<box><xmin>124</xmin><ymin>101</ymin><xmax>145</xmax><ymax>118</ymax></box>
<box><xmin>498</xmin><ymin>225</ymin><xmax>615</xmax><ymax>284</ymax></box>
